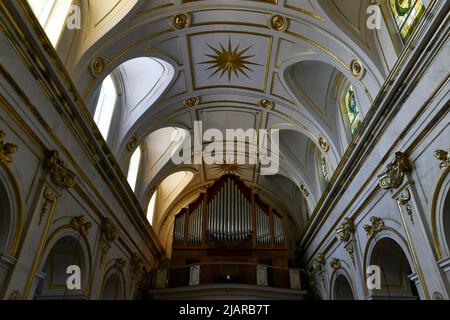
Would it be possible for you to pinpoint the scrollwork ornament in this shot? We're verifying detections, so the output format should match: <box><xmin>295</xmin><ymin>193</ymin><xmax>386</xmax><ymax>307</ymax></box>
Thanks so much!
<box><xmin>70</xmin><ymin>215</ymin><xmax>92</xmax><ymax>238</ymax></box>
<box><xmin>363</xmin><ymin>216</ymin><xmax>384</xmax><ymax>237</ymax></box>
<box><xmin>336</xmin><ymin>218</ymin><xmax>355</xmax><ymax>242</ymax></box>
<box><xmin>329</xmin><ymin>258</ymin><xmax>341</xmax><ymax>271</ymax></box>
<box><xmin>172</xmin><ymin>13</ymin><xmax>190</xmax><ymax>30</ymax></box>
<box><xmin>434</xmin><ymin>149</ymin><xmax>449</xmax><ymax>170</ymax></box>
<box><xmin>127</xmin><ymin>136</ymin><xmax>138</xmax><ymax>152</ymax></box>
<box><xmin>378</xmin><ymin>152</ymin><xmax>411</xmax><ymax>190</ymax></box>
<box><xmin>39</xmin><ymin>188</ymin><xmax>55</xmax><ymax>226</ymax></box>
<box><xmin>184</xmin><ymin>96</ymin><xmax>200</xmax><ymax>107</ymax></box>
<box><xmin>300</xmin><ymin>184</ymin><xmax>309</xmax><ymax>197</ymax></box>
<box><xmin>130</xmin><ymin>252</ymin><xmax>144</xmax><ymax>274</ymax></box>
<box><xmin>44</xmin><ymin>150</ymin><xmax>76</xmax><ymax>188</ymax></box>
<box><xmin>0</xmin><ymin>130</ymin><xmax>18</xmax><ymax>165</ymax></box>
<box><xmin>312</xmin><ymin>253</ymin><xmax>325</xmax><ymax>273</ymax></box>
<box><xmin>269</xmin><ymin>15</ymin><xmax>288</xmax><ymax>31</ymax></box>
<box><xmin>318</xmin><ymin>137</ymin><xmax>329</xmax><ymax>152</ymax></box>
<box><xmin>399</xmin><ymin>189</ymin><xmax>414</xmax><ymax>224</ymax></box>
<box><xmin>350</xmin><ymin>60</ymin><xmax>364</xmax><ymax>77</ymax></box>
<box><xmin>115</xmin><ymin>258</ymin><xmax>127</xmax><ymax>272</ymax></box>
<box><xmin>101</xmin><ymin>217</ymin><xmax>120</xmax><ymax>242</ymax></box>
<box><xmin>258</xmin><ymin>98</ymin><xmax>274</xmax><ymax>110</ymax></box>
<box><xmin>89</xmin><ymin>56</ymin><xmax>105</xmax><ymax>77</ymax></box>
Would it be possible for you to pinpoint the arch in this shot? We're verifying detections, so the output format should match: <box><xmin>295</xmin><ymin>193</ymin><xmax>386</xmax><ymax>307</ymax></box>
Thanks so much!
<box><xmin>431</xmin><ymin>166</ymin><xmax>450</xmax><ymax>260</ymax></box>
<box><xmin>87</xmin><ymin>57</ymin><xmax>175</xmax><ymax>152</ymax></box>
<box><xmin>136</xmin><ymin>127</ymin><xmax>189</xmax><ymax>195</ymax></box>
<box><xmin>0</xmin><ymin>164</ymin><xmax>23</xmax><ymax>257</ymax></box>
<box><xmin>331</xmin><ymin>272</ymin><xmax>355</xmax><ymax>300</ymax></box>
<box><xmin>34</xmin><ymin>233</ymin><xmax>90</xmax><ymax>300</ymax></box>
<box><xmin>100</xmin><ymin>267</ymin><xmax>126</xmax><ymax>300</ymax></box>
<box><xmin>149</xmin><ymin>170</ymin><xmax>194</xmax><ymax>229</ymax></box>
<box><xmin>364</xmin><ymin>232</ymin><xmax>420</xmax><ymax>300</ymax></box>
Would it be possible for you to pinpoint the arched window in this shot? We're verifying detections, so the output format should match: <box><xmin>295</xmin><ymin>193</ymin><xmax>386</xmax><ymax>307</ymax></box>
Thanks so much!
<box><xmin>344</xmin><ymin>85</ymin><xmax>362</xmax><ymax>135</ymax></box>
<box><xmin>146</xmin><ymin>191</ymin><xmax>157</xmax><ymax>225</ymax></box>
<box><xmin>28</xmin><ymin>0</ymin><xmax>73</xmax><ymax>46</ymax></box>
<box><xmin>389</xmin><ymin>0</ymin><xmax>425</xmax><ymax>42</ymax></box>
<box><xmin>93</xmin><ymin>75</ymin><xmax>117</xmax><ymax>140</ymax></box>
<box><xmin>127</xmin><ymin>147</ymin><xmax>141</xmax><ymax>192</ymax></box>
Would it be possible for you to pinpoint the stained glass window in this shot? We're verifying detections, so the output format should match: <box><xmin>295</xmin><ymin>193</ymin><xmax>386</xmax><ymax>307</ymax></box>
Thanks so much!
<box><xmin>344</xmin><ymin>85</ymin><xmax>362</xmax><ymax>135</ymax></box>
<box><xmin>390</xmin><ymin>0</ymin><xmax>425</xmax><ymax>42</ymax></box>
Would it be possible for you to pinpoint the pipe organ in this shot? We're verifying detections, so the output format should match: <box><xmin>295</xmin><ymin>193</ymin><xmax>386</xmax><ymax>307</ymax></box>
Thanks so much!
<box><xmin>173</xmin><ymin>175</ymin><xmax>286</xmax><ymax>249</ymax></box>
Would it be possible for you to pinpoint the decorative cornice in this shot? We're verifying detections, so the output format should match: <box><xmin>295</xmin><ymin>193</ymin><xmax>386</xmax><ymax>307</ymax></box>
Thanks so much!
<box><xmin>378</xmin><ymin>152</ymin><xmax>411</xmax><ymax>189</ymax></box>
<box><xmin>100</xmin><ymin>217</ymin><xmax>120</xmax><ymax>242</ymax></box>
<box><xmin>363</xmin><ymin>216</ymin><xmax>384</xmax><ymax>237</ymax></box>
<box><xmin>336</xmin><ymin>218</ymin><xmax>355</xmax><ymax>242</ymax></box>
<box><xmin>329</xmin><ymin>258</ymin><xmax>341</xmax><ymax>271</ymax></box>
<box><xmin>434</xmin><ymin>149</ymin><xmax>449</xmax><ymax>170</ymax></box>
<box><xmin>70</xmin><ymin>215</ymin><xmax>92</xmax><ymax>238</ymax></box>
<box><xmin>0</xmin><ymin>130</ymin><xmax>18</xmax><ymax>165</ymax></box>
<box><xmin>44</xmin><ymin>150</ymin><xmax>76</xmax><ymax>188</ymax></box>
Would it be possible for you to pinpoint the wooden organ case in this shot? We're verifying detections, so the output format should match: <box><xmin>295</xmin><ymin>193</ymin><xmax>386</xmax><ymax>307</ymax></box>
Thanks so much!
<box><xmin>170</xmin><ymin>175</ymin><xmax>290</xmax><ymax>288</ymax></box>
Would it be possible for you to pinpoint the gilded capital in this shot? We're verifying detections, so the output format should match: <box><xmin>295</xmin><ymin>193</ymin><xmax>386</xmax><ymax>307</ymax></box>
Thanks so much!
<box><xmin>330</xmin><ymin>258</ymin><xmax>341</xmax><ymax>271</ymax></box>
<box><xmin>378</xmin><ymin>152</ymin><xmax>411</xmax><ymax>189</ymax></box>
<box><xmin>434</xmin><ymin>149</ymin><xmax>449</xmax><ymax>170</ymax></box>
<box><xmin>44</xmin><ymin>150</ymin><xmax>76</xmax><ymax>188</ymax></box>
<box><xmin>70</xmin><ymin>215</ymin><xmax>92</xmax><ymax>238</ymax></box>
<box><xmin>363</xmin><ymin>216</ymin><xmax>384</xmax><ymax>237</ymax></box>
<box><xmin>130</xmin><ymin>253</ymin><xmax>144</xmax><ymax>274</ymax></box>
<box><xmin>101</xmin><ymin>217</ymin><xmax>120</xmax><ymax>242</ymax></box>
<box><xmin>115</xmin><ymin>258</ymin><xmax>127</xmax><ymax>272</ymax></box>
<box><xmin>0</xmin><ymin>131</ymin><xmax>18</xmax><ymax>165</ymax></box>
<box><xmin>336</xmin><ymin>218</ymin><xmax>355</xmax><ymax>242</ymax></box>
<box><xmin>312</xmin><ymin>253</ymin><xmax>325</xmax><ymax>273</ymax></box>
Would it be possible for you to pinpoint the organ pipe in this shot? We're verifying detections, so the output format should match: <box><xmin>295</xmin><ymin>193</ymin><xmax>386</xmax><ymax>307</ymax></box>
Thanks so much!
<box><xmin>173</xmin><ymin>175</ymin><xmax>285</xmax><ymax>247</ymax></box>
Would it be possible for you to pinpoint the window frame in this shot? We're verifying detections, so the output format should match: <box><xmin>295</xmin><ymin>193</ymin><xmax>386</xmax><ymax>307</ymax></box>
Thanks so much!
<box><xmin>389</xmin><ymin>0</ymin><xmax>426</xmax><ymax>42</ymax></box>
<box><xmin>93</xmin><ymin>74</ymin><xmax>118</xmax><ymax>141</ymax></box>
<box><xmin>127</xmin><ymin>146</ymin><xmax>142</xmax><ymax>192</ymax></box>
<box><xmin>28</xmin><ymin>0</ymin><xmax>74</xmax><ymax>46</ymax></box>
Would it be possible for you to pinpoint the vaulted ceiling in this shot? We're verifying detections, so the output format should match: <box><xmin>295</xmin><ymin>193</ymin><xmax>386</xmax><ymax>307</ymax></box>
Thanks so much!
<box><xmin>62</xmin><ymin>0</ymin><xmax>389</xmax><ymax>248</ymax></box>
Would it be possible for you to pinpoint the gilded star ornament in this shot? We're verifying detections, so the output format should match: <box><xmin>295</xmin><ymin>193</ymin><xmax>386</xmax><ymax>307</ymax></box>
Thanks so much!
<box><xmin>212</xmin><ymin>162</ymin><xmax>245</xmax><ymax>176</ymax></box>
<box><xmin>200</xmin><ymin>38</ymin><xmax>261</xmax><ymax>82</ymax></box>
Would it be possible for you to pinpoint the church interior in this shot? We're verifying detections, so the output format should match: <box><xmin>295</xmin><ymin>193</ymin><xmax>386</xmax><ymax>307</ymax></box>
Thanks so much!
<box><xmin>0</xmin><ymin>0</ymin><xmax>449</xmax><ymax>300</ymax></box>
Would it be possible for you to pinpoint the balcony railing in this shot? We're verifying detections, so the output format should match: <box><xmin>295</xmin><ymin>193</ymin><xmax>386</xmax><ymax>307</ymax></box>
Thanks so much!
<box><xmin>151</xmin><ymin>262</ymin><xmax>304</xmax><ymax>290</ymax></box>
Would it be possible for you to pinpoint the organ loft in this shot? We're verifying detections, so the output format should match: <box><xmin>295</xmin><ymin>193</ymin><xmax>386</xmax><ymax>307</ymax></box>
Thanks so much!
<box><xmin>0</xmin><ymin>0</ymin><xmax>449</xmax><ymax>301</ymax></box>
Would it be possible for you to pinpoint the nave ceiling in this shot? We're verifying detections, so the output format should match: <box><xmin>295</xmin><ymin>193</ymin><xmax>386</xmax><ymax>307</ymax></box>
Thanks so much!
<box><xmin>59</xmin><ymin>0</ymin><xmax>390</xmax><ymax>247</ymax></box>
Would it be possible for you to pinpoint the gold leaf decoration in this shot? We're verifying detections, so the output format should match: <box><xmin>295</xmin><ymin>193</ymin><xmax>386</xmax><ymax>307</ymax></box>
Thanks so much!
<box><xmin>200</xmin><ymin>38</ymin><xmax>261</xmax><ymax>82</ymax></box>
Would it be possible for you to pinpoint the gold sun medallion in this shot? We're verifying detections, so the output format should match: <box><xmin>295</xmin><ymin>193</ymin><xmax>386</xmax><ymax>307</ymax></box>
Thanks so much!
<box><xmin>200</xmin><ymin>38</ymin><xmax>261</xmax><ymax>82</ymax></box>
